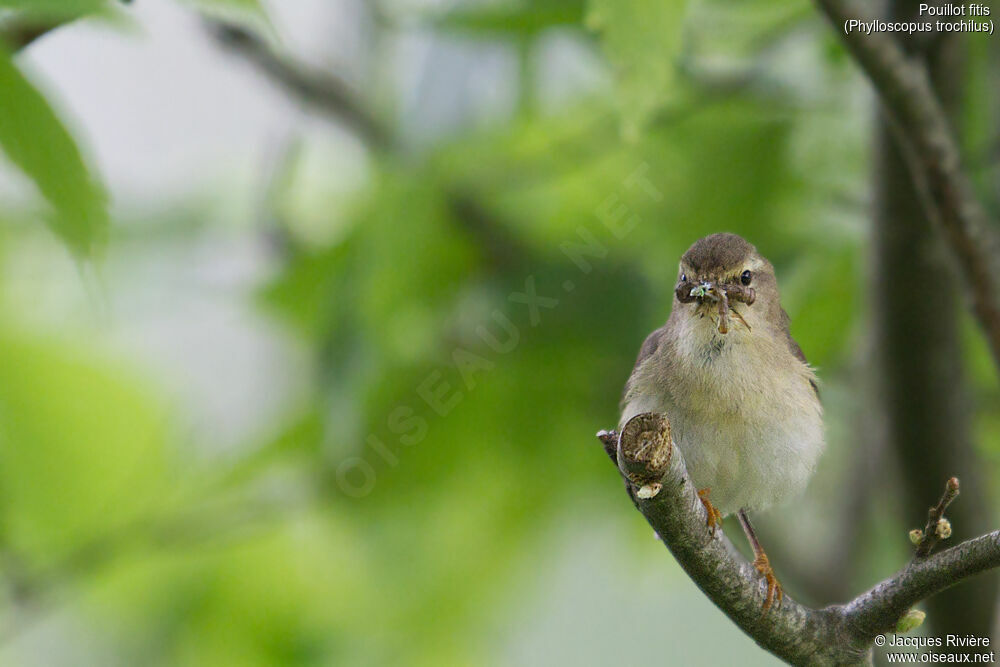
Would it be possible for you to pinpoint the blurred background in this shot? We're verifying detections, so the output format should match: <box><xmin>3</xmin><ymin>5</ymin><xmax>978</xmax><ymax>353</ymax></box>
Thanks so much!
<box><xmin>0</xmin><ymin>0</ymin><xmax>997</xmax><ymax>665</ymax></box>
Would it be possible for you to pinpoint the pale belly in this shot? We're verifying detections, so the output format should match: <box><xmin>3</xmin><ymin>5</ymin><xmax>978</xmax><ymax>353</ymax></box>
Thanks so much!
<box><xmin>621</xmin><ymin>329</ymin><xmax>824</xmax><ymax>515</ymax></box>
<box><xmin>670</xmin><ymin>404</ymin><xmax>821</xmax><ymax>515</ymax></box>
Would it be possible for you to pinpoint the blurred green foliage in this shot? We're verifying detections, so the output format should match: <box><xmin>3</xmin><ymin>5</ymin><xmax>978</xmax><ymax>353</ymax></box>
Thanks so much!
<box><xmin>428</xmin><ymin>0</ymin><xmax>586</xmax><ymax>37</ymax></box>
<box><xmin>0</xmin><ymin>49</ymin><xmax>107</xmax><ymax>257</ymax></box>
<box><xmin>0</xmin><ymin>331</ymin><xmax>169</xmax><ymax>560</ymax></box>
<box><xmin>0</xmin><ymin>0</ymin><xmax>106</xmax><ymax>18</ymax></box>
<box><xmin>0</xmin><ymin>0</ymin><xmax>997</xmax><ymax>665</ymax></box>
<box><xmin>586</xmin><ymin>0</ymin><xmax>687</xmax><ymax>134</ymax></box>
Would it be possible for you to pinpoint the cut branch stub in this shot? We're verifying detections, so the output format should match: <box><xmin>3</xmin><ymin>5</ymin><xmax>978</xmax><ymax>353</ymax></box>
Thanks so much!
<box><xmin>617</xmin><ymin>412</ymin><xmax>672</xmax><ymax>491</ymax></box>
<box><xmin>598</xmin><ymin>415</ymin><xmax>1000</xmax><ymax>664</ymax></box>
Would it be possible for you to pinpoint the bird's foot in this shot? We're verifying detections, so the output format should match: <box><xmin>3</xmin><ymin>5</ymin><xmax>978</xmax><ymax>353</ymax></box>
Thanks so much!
<box><xmin>752</xmin><ymin>551</ymin><xmax>783</xmax><ymax>613</ymax></box>
<box><xmin>697</xmin><ymin>488</ymin><xmax>723</xmax><ymax>535</ymax></box>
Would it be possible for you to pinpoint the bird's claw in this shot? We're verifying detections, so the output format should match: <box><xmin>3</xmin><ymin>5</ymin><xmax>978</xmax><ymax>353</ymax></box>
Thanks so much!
<box><xmin>697</xmin><ymin>488</ymin><xmax>723</xmax><ymax>535</ymax></box>
<box><xmin>753</xmin><ymin>552</ymin><xmax>783</xmax><ymax>614</ymax></box>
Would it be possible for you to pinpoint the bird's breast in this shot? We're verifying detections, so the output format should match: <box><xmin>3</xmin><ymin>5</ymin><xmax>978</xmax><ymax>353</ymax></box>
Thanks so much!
<box><xmin>652</xmin><ymin>320</ymin><xmax>823</xmax><ymax>514</ymax></box>
<box><xmin>670</xmin><ymin>321</ymin><xmax>774</xmax><ymax>412</ymax></box>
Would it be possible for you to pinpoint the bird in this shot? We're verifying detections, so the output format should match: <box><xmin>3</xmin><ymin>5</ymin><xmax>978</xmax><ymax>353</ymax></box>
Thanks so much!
<box><xmin>620</xmin><ymin>232</ymin><xmax>824</xmax><ymax>611</ymax></box>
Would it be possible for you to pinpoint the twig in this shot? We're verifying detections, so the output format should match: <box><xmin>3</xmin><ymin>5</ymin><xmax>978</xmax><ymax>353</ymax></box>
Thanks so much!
<box><xmin>0</xmin><ymin>20</ymin><xmax>61</xmax><ymax>51</ymax></box>
<box><xmin>207</xmin><ymin>22</ymin><xmax>394</xmax><ymax>151</ymax></box>
<box><xmin>0</xmin><ymin>0</ymin><xmax>135</xmax><ymax>52</ymax></box>
<box><xmin>811</xmin><ymin>0</ymin><xmax>1000</xmax><ymax>370</ymax></box>
<box><xmin>914</xmin><ymin>476</ymin><xmax>960</xmax><ymax>558</ymax></box>
<box><xmin>445</xmin><ymin>190</ymin><xmax>528</xmax><ymax>271</ymax></box>
<box><xmin>596</xmin><ymin>429</ymin><xmax>617</xmax><ymax>461</ymax></box>
<box><xmin>598</xmin><ymin>413</ymin><xmax>1000</xmax><ymax>666</ymax></box>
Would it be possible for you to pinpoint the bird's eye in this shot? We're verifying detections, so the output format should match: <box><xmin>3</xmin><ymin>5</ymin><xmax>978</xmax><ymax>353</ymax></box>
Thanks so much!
<box><xmin>680</xmin><ymin>273</ymin><xmax>687</xmax><ymax>282</ymax></box>
<box><xmin>740</xmin><ymin>270</ymin><xmax>752</xmax><ymax>286</ymax></box>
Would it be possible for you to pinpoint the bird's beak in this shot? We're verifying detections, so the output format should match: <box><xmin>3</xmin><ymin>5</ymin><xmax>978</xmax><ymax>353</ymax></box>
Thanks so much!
<box><xmin>687</xmin><ymin>282</ymin><xmax>731</xmax><ymax>335</ymax></box>
<box><xmin>676</xmin><ymin>281</ymin><xmax>754</xmax><ymax>334</ymax></box>
<box><xmin>688</xmin><ymin>281</ymin><xmax>718</xmax><ymax>301</ymax></box>
<box><xmin>676</xmin><ymin>279</ymin><xmax>755</xmax><ymax>335</ymax></box>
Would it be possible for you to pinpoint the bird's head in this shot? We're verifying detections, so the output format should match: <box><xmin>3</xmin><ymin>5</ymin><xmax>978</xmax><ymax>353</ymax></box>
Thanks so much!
<box><xmin>674</xmin><ymin>233</ymin><xmax>779</xmax><ymax>336</ymax></box>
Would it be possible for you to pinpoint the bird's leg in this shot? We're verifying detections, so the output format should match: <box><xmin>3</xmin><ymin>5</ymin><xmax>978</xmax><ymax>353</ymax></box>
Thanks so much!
<box><xmin>738</xmin><ymin>509</ymin><xmax>783</xmax><ymax>613</ymax></box>
<box><xmin>697</xmin><ymin>488</ymin><xmax>723</xmax><ymax>534</ymax></box>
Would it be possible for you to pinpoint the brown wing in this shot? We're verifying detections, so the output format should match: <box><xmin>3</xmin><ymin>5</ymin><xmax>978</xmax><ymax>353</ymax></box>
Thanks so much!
<box><xmin>780</xmin><ymin>308</ymin><xmax>819</xmax><ymax>396</ymax></box>
<box><xmin>621</xmin><ymin>324</ymin><xmax>668</xmax><ymax>405</ymax></box>
<box><xmin>633</xmin><ymin>325</ymin><xmax>667</xmax><ymax>369</ymax></box>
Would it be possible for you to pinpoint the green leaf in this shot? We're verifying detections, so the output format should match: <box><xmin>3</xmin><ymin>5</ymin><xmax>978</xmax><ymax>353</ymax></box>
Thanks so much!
<box><xmin>586</xmin><ymin>0</ymin><xmax>689</xmax><ymax>135</ymax></box>
<box><xmin>0</xmin><ymin>332</ymin><xmax>169</xmax><ymax>559</ymax></box>
<box><xmin>0</xmin><ymin>50</ymin><xmax>108</xmax><ymax>257</ymax></box>
<box><xmin>430</xmin><ymin>0</ymin><xmax>586</xmax><ymax>37</ymax></box>
<box><xmin>0</xmin><ymin>0</ymin><xmax>105</xmax><ymax>17</ymax></box>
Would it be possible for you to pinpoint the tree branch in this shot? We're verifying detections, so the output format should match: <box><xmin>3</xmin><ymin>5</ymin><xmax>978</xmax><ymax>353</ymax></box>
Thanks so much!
<box><xmin>599</xmin><ymin>413</ymin><xmax>1000</xmax><ymax>666</ymax></box>
<box><xmin>845</xmin><ymin>529</ymin><xmax>1000</xmax><ymax>640</ymax></box>
<box><xmin>811</xmin><ymin>0</ymin><xmax>1000</xmax><ymax>370</ymax></box>
<box><xmin>864</xmin><ymin>0</ymin><xmax>999</xmax><ymax>642</ymax></box>
<box><xmin>207</xmin><ymin>22</ymin><xmax>394</xmax><ymax>151</ymax></box>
